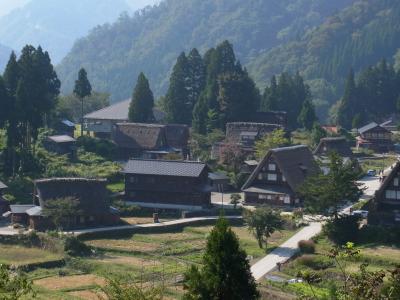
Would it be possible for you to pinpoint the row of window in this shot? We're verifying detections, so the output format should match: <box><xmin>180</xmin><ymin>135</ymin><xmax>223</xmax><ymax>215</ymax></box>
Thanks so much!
<box><xmin>385</xmin><ymin>190</ymin><xmax>400</xmax><ymax>200</ymax></box>
<box><xmin>364</xmin><ymin>132</ymin><xmax>390</xmax><ymax>139</ymax></box>
<box><xmin>258</xmin><ymin>172</ymin><xmax>286</xmax><ymax>182</ymax></box>
<box><xmin>258</xmin><ymin>194</ymin><xmax>291</xmax><ymax>204</ymax></box>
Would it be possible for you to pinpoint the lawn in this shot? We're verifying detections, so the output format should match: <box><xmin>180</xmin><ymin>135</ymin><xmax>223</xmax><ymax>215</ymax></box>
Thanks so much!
<box><xmin>359</xmin><ymin>156</ymin><xmax>397</xmax><ymax>173</ymax></box>
<box><xmin>0</xmin><ymin>245</ymin><xmax>63</xmax><ymax>266</ymax></box>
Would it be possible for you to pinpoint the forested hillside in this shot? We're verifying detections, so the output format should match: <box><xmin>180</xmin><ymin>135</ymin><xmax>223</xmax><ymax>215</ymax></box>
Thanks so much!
<box><xmin>248</xmin><ymin>0</ymin><xmax>400</xmax><ymax>118</ymax></box>
<box><xmin>57</xmin><ymin>0</ymin><xmax>354</xmax><ymax>102</ymax></box>
<box><xmin>0</xmin><ymin>0</ymin><xmax>132</xmax><ymax>64</ymax></box>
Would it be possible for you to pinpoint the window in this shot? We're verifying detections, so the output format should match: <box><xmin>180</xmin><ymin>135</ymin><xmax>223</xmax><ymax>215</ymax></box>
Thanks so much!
<box><xmin>79</xmin><ymin>216</ymin><xmax>85</xmax><ymax>224</ymax></box>
<box><xmin>267</xmin><ymin>174</ymin><xmax>277</xmax><ymax>181</ymax></box>
<box><xmin>386</xmin><ymin>190</ymin><xmax>396</xmax><ymax>199</ymax></box>
<box><xmin>258</xmin><ymin>173</ymin><xmax>263</xmax><ymax>180</ymax></box>
<box><xmin>394</xmin><ymin>178</ymin><xmax>399</xmax><ymax>186</ymax></box>
<box><xmin>282</xmin><ymin>175</ymin><xmax>286</xmax><ymax>182</ymax></box>
<box><xmin>268</xmin><ymin>163</ymin><xmax>276</xmax><ymax>171</ymax></box>
<box><xmin>284</xmin><ymin>196</ymin><xmax>290</xmax><ymax>204</ymax></box>
<box><xmin>267</xmin><ymin>195</ymin><xmax>272</xmax><ymax>200</ymax></box>
<box><xmin>259</xmin><ymin>194</ymin><xmax>267</xmax><ymax>200</ymax></box>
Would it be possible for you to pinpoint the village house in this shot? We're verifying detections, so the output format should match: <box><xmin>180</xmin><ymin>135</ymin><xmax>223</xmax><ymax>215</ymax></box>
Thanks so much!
<box><xmin>123</xmin><ymin>159</ymin><xmax>212</xmax><ymax>210</ymax></box>
<box><xmin>112</xmin><ymin>123</ymin><xmax>189</xmax><ymax>159</ymax></box>
<box><xmin>356</xmin><ymin>122</ymin><xmax>394</xmax><ymax>153</ymax></box>
<box><xmin>241</xmin><ymin>145</ymin><xmax>319</xmax><ymax>206</ymax></box>
<box><xmin>83</xmin><ymin>99</ymin><xmax>165</xmax><ymax>138</ymax></box>
<box><xmin>212</xmin><ymin>122</ymin><xmax>284</xmax><ymax>159</ymax></box>
<box><xmin>44</xmin><ymin>135</ymin><xmax>77</xmax><ymax>159</ymax></box>
<box><xmin>5</xmin><ymin>178</ymin><xmax>119</xmax><ymax>230</ymax></box>
<box><xmin>0</xmin><ymin>181</ymin><xmax>9</xmax><ymax>214</ymax></box>
<box><xmin>251</xmin><ymin>111</ymin><xmax>287</xmax><ymax>128</ymax></box>
<box><xmin>55</xmin><ymin>119</ymin><xmax>76</xmax><ymax>137</ymax></box>
<box><xmin>370</xmin><ymin>161</ymin><xmax>400</xmax><ymax>226</ymax></box>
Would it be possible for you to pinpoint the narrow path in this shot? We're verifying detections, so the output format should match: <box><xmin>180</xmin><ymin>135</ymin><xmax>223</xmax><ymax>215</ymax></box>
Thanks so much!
<box><xmin>251</xmin><ymin>222</ymin><xmax>322</xmax><ymax>281</ymax></box>
<box><xmin>67</xmin><ymin>216</ymin><xmax>243</xmax><ymax>236</ymax></box>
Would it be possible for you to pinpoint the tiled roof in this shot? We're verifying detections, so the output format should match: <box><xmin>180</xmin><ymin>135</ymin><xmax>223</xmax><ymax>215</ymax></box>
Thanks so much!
<box><xmin>0</xmin><ymin>181</ymin><xmax>7</xmax><ymax>189</ymax></box>
<box><xmin>84</xmin><ymin>99</ymin><xmax>165</xmax><ymax>122</ymax></box>
<box><xmin>358</xmin><ymin>122</ymin><xmax>379</xmax><ymax>134</ymax></box>
<box><xmin>123</xmin><ymin>159</ymin><xmax>208</xmax><ymax>177</ymax></box>
<box><xmin>48</xmin><ymin>135</ymin><xmax>76</xmax><ymax>143</ymax></box>
<box><xmin>9</xmin><ymin>205</ymin><xmax>35</xmax><ymax>214</ymax></box>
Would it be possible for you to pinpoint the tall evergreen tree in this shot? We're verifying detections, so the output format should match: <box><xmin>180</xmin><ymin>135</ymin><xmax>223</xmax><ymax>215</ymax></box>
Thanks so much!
<box><xmin>261</xmin><ymin>75</ymin><xmax>278</xmax><ymax>111</ymax></box>
<box><xmin>298</xmin><ymin>99</ymin><xmax>317</xmax><ymax>130</ymax></box>
<box><xmin>73</xmin><ymin>68</ymin><xmax>92</xmax><ymax>136</ymax></box>
<box><xmin>183</xmin><ymin>217</ymin><xmax>259</xmax><ymax>300</ymax></box>
<box><xmin>187</xmin><ymin>48</ymin><xmax>206</xmax><ymax>119</ymax></box>
<box><xmin>128</xmin><ymin>72</ymin><xmax>154</xmax><ymax>123</ymax></box>
<box><xmin>337</xmin><ymin>68</ymin><xmax>358</xmax><ymax>129</ymax></box>
<box><xmin>164</xmin><ymin>52</ymin><xmax>190</xmax><ymax>124</ymax></box>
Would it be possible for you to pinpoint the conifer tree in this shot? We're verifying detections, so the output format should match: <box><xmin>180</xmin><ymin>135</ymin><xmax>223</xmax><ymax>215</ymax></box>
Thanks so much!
<box><xmin>128</xmin><ymin>72</ymin><xmax>154</xmax><ymax>123</ymax></box>
<box><xmin>164</xmin><ymin>52</ymin><xmax>190</xmax><ymax>124</ymax></box>
<box><xmin>187</xmin><ymin>48</ymin><xmax>206</xmax><ymax>119</ymax></box>
<box><xmin>298</xmin><ymin>99</ymin><xmax>317</xmax><ymax>130</ymax></box>
<box><xmin>337</xmin><ymin>69</ymin><xmax>358</xmax><ymax>129</ymax></box>
<box><xmin>183</xmin><ymin>217</ymin><xmax>259</xmax><ymax>300</ymax></box>
<box><xmin>261</xmin><ymin>75</ymin><xmax>278</xmax><ymax>111</ymax></box>
<box><xmin>74</xmin><ymin>68</ymin><xmax>92</xmax><ymax>136</ymax></box>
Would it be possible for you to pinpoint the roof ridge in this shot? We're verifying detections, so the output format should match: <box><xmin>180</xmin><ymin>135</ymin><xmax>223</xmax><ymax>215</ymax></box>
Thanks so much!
<box><xmin>128</xmin><ymin>158</ymin><xmax>205</xmax><ymax>164</ymax></box>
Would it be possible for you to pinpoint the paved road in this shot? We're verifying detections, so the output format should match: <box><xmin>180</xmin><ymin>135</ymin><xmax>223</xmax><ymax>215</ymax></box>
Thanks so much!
<box><xmin>250</xmin><ymin>222</ymin><xmax>322</xmax><ymax>280</ymax></box>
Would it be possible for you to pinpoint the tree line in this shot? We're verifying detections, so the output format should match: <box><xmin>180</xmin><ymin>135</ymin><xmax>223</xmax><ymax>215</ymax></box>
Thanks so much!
<box><xmin>129</xmin><ymin>40</ymin><xmax>317</xmax><ymax>133</ymax></box>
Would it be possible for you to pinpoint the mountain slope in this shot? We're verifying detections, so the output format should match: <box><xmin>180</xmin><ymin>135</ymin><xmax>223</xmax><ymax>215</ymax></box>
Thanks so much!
<box><xmin>248</xmin><ymin>0</ymin><xmax>400</xmax><ymax>109</ymax></box>
<box><xmin>56</xmin><ymin>0</ymin><xmax>354</xmax><ymax>101</ymax></box>
<box><xmin>0</xmin><ymin>0</ymin><xmax>132</xmax><ymax>64</ymax></box>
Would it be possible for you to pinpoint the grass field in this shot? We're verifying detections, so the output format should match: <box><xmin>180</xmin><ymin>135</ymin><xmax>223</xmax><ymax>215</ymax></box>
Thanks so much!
<box><xmin>18</xmin><ymin>223</ymin><xmax>299</xmax><ymax>299</ymax></box>
<box><xmin>359</xmin><ymin>156</ymin><xmax>397</xmax><ymax>173</ymax></box>
<box><xmin>0</xmin><ymin>245</ymin><xmax>63</xmax><ymax>266</ymax></box>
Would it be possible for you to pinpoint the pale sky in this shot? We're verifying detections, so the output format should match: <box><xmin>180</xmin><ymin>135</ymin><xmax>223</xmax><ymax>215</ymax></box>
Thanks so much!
<box><xmin>0</xmin><ymin>0</ymin><xmax>30</xmax><ymax>18</ymax></box>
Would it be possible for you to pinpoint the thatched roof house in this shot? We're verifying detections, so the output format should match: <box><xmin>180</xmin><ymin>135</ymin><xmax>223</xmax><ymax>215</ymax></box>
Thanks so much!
<box><xmin>242</xmin><ymin>145</ymin><xmax>319</xmax><ymax>206</ymax></box>
<box><xmin>112</xmin><ymin>123</ymin><xmax>189</xmax><ymax>159</ymax></box>
<box><xmin>313</xmin><ymin>137</ymin><xmax>353</xmax><ymax>158</ymax></box>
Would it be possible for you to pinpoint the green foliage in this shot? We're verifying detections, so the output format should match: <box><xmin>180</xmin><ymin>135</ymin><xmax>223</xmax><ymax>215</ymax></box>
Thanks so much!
<box><xmin>298</xmin><ymin>99</ymin><xmax>317</xmax><ymax>130</ymax></box>
<box><xmin>323</xmin><ymin>215</ymin><xmax>361</xmax><ymax>245</ymax></box>
<box><xmin>230</xmin><ymin>194</ymin><xmax>241</xmax><ymax>209</ymax></box>
<box><xmin>311</xmin><ymin>123</ymin><xmax>327</xmax><ymax>146</ymax></box>
<box><xmin>254</xmin><ymin>128</ymin><xmax>290</xmax><ymax>160</ymax></box>
<box><xmin>73</xmin><ymin>68</ymin><xmax>92</xmax><ymax>99</ymax></box>
<box><xmin>64</xmin><ymin>236</ymin><xmax>92</xmax><ymax>257</ymax></box>
<box><xmin>0</xmin><ymin>264</ymin><xmax>35</xmax><ymax>299</ymax></box>
<box><xmin>100</xmin><ymin>275</ymin><xmax>165</xmax><ymax>300</ymax></box>
<box><xmin>297</xmin><ymin>255</ymin><xmax>334</xmax><ymax>270</ymax></box>
<box><xmin>183</xmin><ymin>217</ymin><xmax>259</xmax><ymax>300</ymax></box>
<box><xmin>42</xmin><ymin>197</ymin><xmax>82</xmax><ymax>230</ymax></box>
<box><xmin>243</xmin><ymin>207</ymin><xmax>284</xmax><ymax>250</ymax></box>
<box><xmin>128</xmin><ymin>72</ymin><xmax>154</xmax><ymax>123</ymax></box>
<box><xmin>76</xmin><ymin>135</ymin><xmax>116</xmax><ymax>160</ymax></box>
<box><xmin>298</xmin><ymin>240</ymin><xmax>316</xmax><ymax>254</ymax></box>
<box><xmin>299</xmin><ymin>152</ymin><xmax>363</xmax><ymax>218</ymax></box>
<box><xmin>56</xmin><ymin>91</ymin><xmax>109</xmax><ymax>123</ymax></box>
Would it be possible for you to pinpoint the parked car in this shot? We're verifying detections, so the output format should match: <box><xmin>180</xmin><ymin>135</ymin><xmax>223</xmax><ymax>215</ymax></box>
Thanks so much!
<box><xmin>367</xmin><ymin>169</ymin><xmax>376</xmax><ymax>176</ymax></box>
<box><xmin>352</xmin><ymin>210</ymin><xmax>369</xmax><ymax>218</ymax></box>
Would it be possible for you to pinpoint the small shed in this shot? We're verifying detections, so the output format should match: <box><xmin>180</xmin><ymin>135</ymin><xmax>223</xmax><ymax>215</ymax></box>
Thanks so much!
<box><xmin>44</xmin><ymin>135</ymin><xmax>77</xmax><ymax>158</ymax></box>
<box><xmin>56</xmin><ymin>120</ymin><xmax>76</xmax><ymax>137</ymax></box>
<box><xmin>208</xmin><ymin>173</ymin><xmax>230</xmax><ymax>192</ymax></box>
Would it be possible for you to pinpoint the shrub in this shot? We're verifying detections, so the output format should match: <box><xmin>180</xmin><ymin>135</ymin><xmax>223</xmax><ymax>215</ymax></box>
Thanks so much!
<box><xmin>297</xmin><ymin>255</ymin><xmax>334</xmax><ymax>270</ymax></box>
<box><xmin>64</xmin><ymin>236</ymin><xmax>92</xmax><ymax>257</ymax></box>
<box><xmin>298</xmin><ymin>240</ymin><xmax>316</xmax><ymax>254</ymax></box>
<box><xmin>323</xmin><ymin>215</ymin><xmax>361</xmax><ymax>245</ymax></box>
<box><xmin>77</xmin><ymin>135</ymin><xmax>116</xmax><ymax>159</ymax></box>
<box><xmin>112</xmin><ymin>200</ymin><xmax>141</xmax><ymax>217</ymax></box>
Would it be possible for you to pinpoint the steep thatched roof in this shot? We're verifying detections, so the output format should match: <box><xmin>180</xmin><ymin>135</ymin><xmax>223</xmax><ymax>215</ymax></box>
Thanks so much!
<box><xmin>164</xmin><ymin>124</ymin><xmax>189</xmax><ymax>149</ymax></box>
<box><xmin>226</xmin><ymin>122</ymin><xmax>283</xmax><ymax>142</ymax></box>
<box><xmin>375</xmin><ymin>161</ymin><xmax>400</xmax><ymax>203</ymax></box>
<box><xmin>242</xmin><ymin>145</ymin><xmax>319</xmax><ymax>193</ymax></box>
<box><xmin>0</xmin><ymin>181</ymin><xmax>7</xmax><ymax>190</ymax></box>
<box><xmin>313</xmin><ymin>137</ymin><xmax>353</xmax><ymax>157</ymax></box>
<box><xmin>112</xmin><ymin>123</ymin><xmax>166</xmax><ymax>150</ymax></box>
<box><xmin>34</xmin><ymin>178</ymin><xmax>109</xmax><ymax>214</ymax></box>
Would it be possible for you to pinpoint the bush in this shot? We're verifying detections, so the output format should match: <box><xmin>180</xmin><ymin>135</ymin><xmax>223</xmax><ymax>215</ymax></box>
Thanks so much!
<box><xmin>64</xmin><ymin>236</ymin><xmax>92</xmax><ymax>257</ymax></box>
<box><xmin>77</xmin><ymin>135</ymin><xmax>116</xmax><ymax>159</ymax></box>
<box><xmin>358</xmin><ymin>225</ymin><xmax>400</xmax><ymax>245</ymax></box>
<box><xmin>323</xmin><ymin>215</ymin><xmax>361</xmax><ymax>245</ymax></box>
<box><xmin>297</xmin><ymin>255</ymin><xmax>334</xmax><ymax>270</ymax></box>
<box><xmin>112</xmin><ymin>200</ymin><xmax>141</xmax><ymax>217</ymax></box>
<box><xmin>298</xmin><ymin>240</ymin><xmax>316</xmax><ymax>254</ymax></box>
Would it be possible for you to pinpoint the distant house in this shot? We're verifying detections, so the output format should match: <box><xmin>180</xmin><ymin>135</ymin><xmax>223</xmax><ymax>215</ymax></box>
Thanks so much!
<box><xmin>241</xmin><ymin>145</ymin><xmax>319</xmax><ymax>206</ymax></box>
<box><xmin>251</xmin><ymin>111</ymin><xmax>287</xmax><ymax>128</ymax></box>
<box><xmin>123</xmin><ymin>159</ymin><xmax>212</xmax><ymax>210</ymax></box>
<box><xmin>6</xmin><ymin>178</ymin><xmax>119</xmax><ymax>230</ymax></box>
<box><xmin>212</xmin><ymin>122</ymin><xmax>283</xmax><ymax>159</ymax></box>
<box><xmin>356</xmin><ymin>122</ymin><xmax>394</xmax><ymax>152</ymax></box>
<box><xmin>314</xmin><ymin>137</ymin><xmax>353</xmax><ymax>158</ymax></box>
<box><xmin>208</xmin><ymin>172</ymin><xmax>230</xmax><ymax>192</ymax></box>
<box><xmin>44</xmin><ymin>135</ymin><xmax>77</xmax><ymax>159</ymax></box>
<box><xmin>240</xmin><ymin>160</ymin><xmax>259</xmax><ymax>175</ymax></box>
<box><xmin>0</xmin><ymin>181</ymin><xmax>9</xmax><ymax>214</ymax></box>
<box><xmin>83</xmin><ymin>99</ymin><xmax>166</xmax><ymax>138</ymax></box>
<box><xmin>370</xmin><ymin>161</ymin><xmax>400</xmax><ymax>226</ymax></box>
<box><xmin>55</xmin><ymin>120</ymin><xmax>76</xmax><ymax>137</ymax></box>
<box><xmin>112</xmin><ymin>123</ymin><xmax>189</xmax><ymax>159</ymax></box>
<box><xmin>321</xmin><ymin>125</ymin><xmax>340</xmax><ymax>135</ymax></box>
<box><xmin>380</xmin><ymin>115</ymin><xmax>400</xmax><ymax>132</ymax></box>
